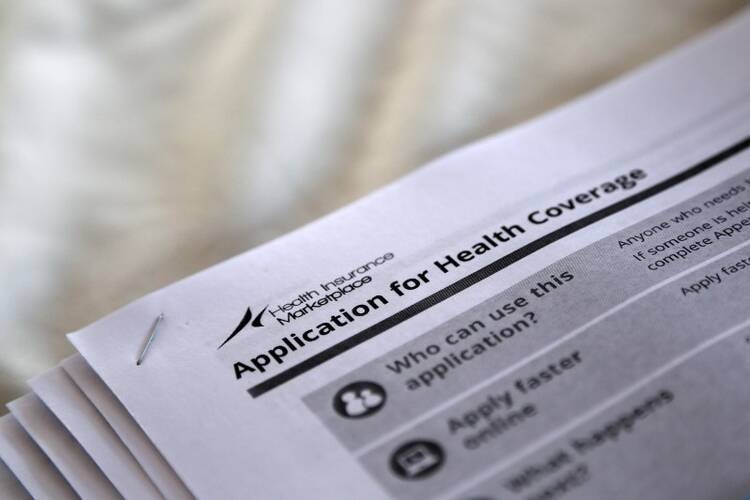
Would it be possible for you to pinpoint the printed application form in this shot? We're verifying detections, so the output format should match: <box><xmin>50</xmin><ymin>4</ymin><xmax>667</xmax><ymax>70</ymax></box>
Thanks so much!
<box><xmin>0</xmin><ymin>415</ymin><xmax>72</xmax><ymax>500</ymax></box>
<box><xmin>69</xmin><ymin>10</ymin><xmax>750</xmax><ymax>500</ymax></box>
<box><xmin>7</xmin><ymin>394</ymin><xmax>120</xmax><ymax>499</ymax></box>
<box><xmin>29</xmin><ymin>366</ymin><xmax>162</xmax><ymax>499</ymax></box>
<box><xmin>62</xmin><ymin>354</ymin><xmax>195</xmax><ymax>500</ymax></box>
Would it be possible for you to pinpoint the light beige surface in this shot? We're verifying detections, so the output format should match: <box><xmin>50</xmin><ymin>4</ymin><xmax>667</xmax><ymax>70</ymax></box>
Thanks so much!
<box><xmin>0</xmin><ymin>0</ymin><xmax>747</xmax><ymax>406</ymax></box>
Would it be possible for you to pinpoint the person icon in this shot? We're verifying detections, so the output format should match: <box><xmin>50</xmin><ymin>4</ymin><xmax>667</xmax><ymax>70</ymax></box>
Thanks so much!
<box><xmin>339</xmin><ymin>390</ymin><xmax>377</xmax><ymax>416</ymax></box>
<box><xmin>333</xmin><ymin>381</ymin><xmax>387</xmax><ymax>418</ymax></box>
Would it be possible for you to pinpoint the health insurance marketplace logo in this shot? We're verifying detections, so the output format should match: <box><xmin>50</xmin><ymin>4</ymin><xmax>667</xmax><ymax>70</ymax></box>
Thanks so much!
<box><xmin>216</xmin><ymin>252</ymin><xmax>394</xmax><ymax>350</ymax></box>
<box><xmin>217</xmin><ymin>305</ymin><xmax>268</xmax><ymax>349</ymax></box>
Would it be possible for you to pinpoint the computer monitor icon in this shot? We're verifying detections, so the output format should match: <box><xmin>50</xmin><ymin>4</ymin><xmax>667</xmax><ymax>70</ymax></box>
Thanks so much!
<box><xmin>390</xmin><ymin>440</ymin><xmax>444</xmax><ymax>480</ymax></box>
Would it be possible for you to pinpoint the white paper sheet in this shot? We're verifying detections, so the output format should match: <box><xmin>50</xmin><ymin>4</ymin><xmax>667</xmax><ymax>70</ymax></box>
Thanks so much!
<box><xmin>0</xmin><ymin>419</ymin><xmax>41</xmax><ymax>500</ymax></box>
<box><xmin>62</xmin><ymin>354</ymin><xmax>194</xmax><ymax>500</ymax></box>
<box><xmin>29</xmin><ymin>366</ymin><xmax>163</xmax><ymax>499</ymax></box>
<box><xmin>0</xmin><ymin>414</ymin><xmax>75</xmax><ymax>500</ymax></box>
<box><xmin>7</xmin><ymin>393</ymin><xmax>120</xmax><ymax>499</ymax></box>
<box><xmin>69</xmin><ymin>9</ymin><xmax>750</xmax><ymax>500</ymax></box>
<box><xmin>0</xmin><ymin>456</ymin><xmax>31</xmax><ymax>500</ymax></box>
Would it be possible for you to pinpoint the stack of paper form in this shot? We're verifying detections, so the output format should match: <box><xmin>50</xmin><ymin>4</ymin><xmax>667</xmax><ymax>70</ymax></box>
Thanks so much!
<box><xmin>2</xmin><ymin>9</ymin><xmax>750</xmax><ymax>500</ymax></box>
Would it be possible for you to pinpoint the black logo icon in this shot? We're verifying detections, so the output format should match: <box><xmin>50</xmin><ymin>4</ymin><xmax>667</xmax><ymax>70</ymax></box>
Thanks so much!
<box><xmin>390</xmin><ymin>440</ymin><xmax>444</xmax><ymax>480</ymax></box>
<box><xmin>332</xmin><ymin>381</ymin><xmax>386</xmax><ymax>419</ymax></box>
<box><xmin>217</xmin><ymin>306</ymin><xmax>268</xmax><ymax>349</ymax></box>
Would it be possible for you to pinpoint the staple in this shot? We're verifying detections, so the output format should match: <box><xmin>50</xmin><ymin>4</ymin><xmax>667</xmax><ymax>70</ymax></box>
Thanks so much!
<box><xmin>136</xmin><ymin>313</ymin><xmax>165</xmax><ymax>366</ymax></box>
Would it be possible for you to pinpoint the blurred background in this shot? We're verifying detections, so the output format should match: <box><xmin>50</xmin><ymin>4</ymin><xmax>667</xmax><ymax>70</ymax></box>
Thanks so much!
<box><xmin>0</xmin><ymin>0</ymin><xmax>747</xmax><ymax>407</ymax></box>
